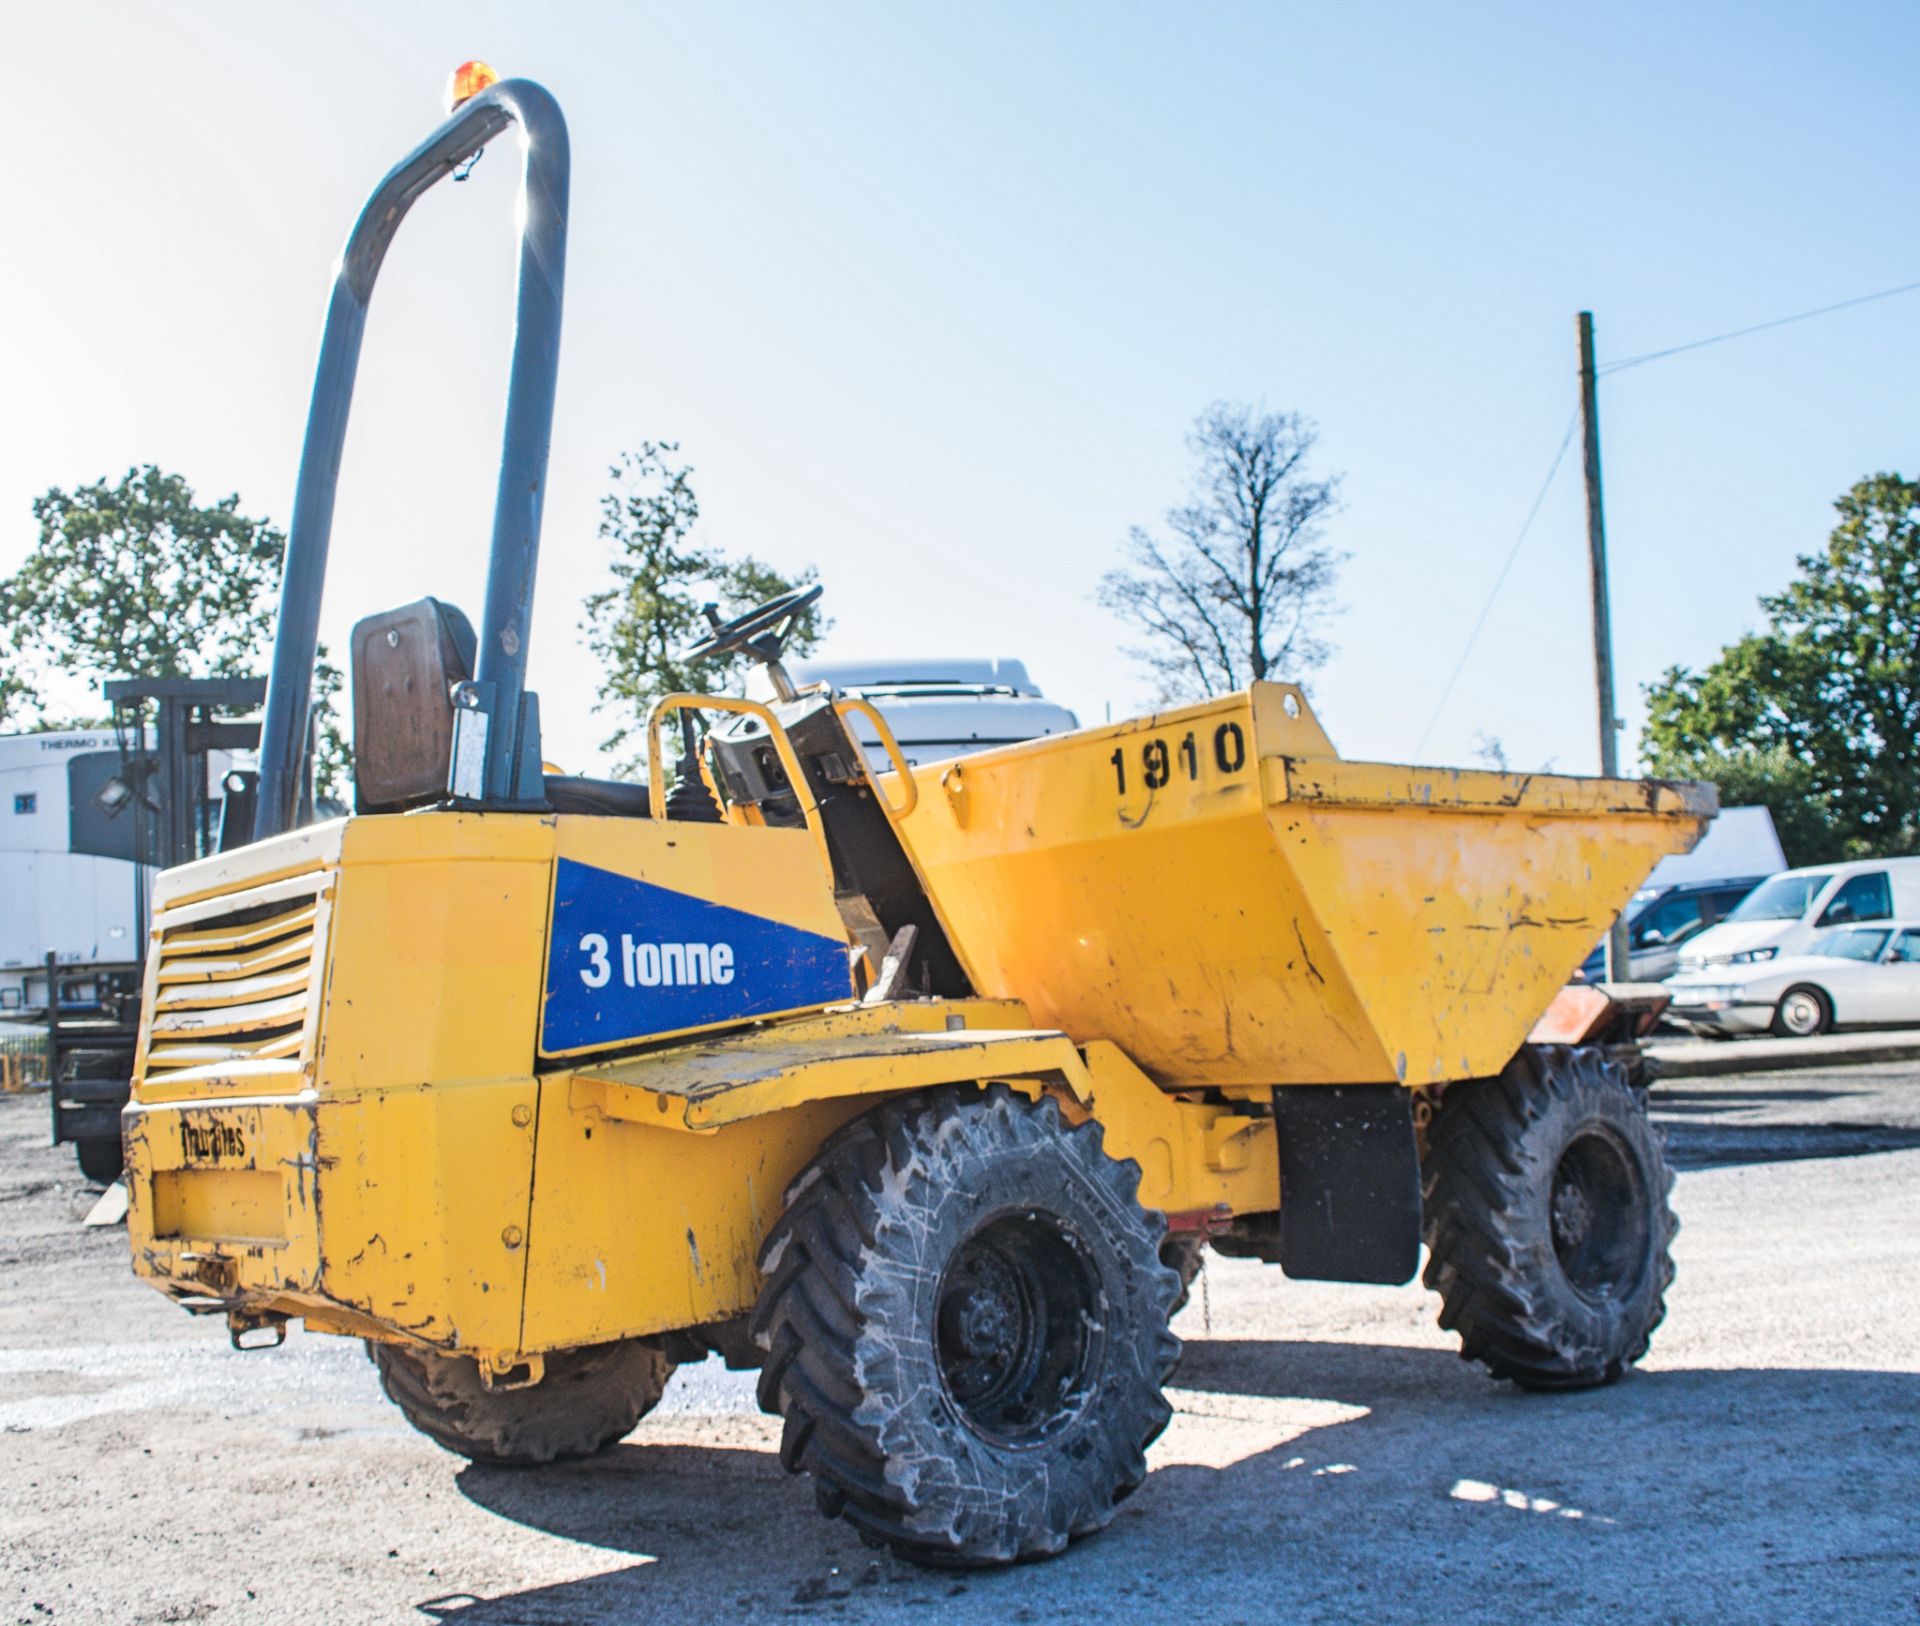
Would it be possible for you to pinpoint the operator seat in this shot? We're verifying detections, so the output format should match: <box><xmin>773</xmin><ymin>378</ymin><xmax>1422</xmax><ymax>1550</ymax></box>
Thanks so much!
<box><xmin>349</xmin><ymin>598</ymin><xmax>649</xmax><ymax>817</ymax></box>
<box><xmin>350</xmin><ymin>598</ymin><xmax>477</xmax><ymax>813</ymax></box>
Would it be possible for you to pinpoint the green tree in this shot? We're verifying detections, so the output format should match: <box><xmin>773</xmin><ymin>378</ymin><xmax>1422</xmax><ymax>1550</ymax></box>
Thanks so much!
<box><xmin>310</xmin><ymin>653</ymin><xmax>352</xmax><ymax>810</ymax></box>
<box><xmin>1641</xmin><ymin>472</ymin><xmax>1920</xmax><ymax>864</ymax></box>
<box><xmin>1644</xmin><ymin>742</ymin><xmax>1844</xmax><ymax>868</ymax></box>
<box><xmin>13</xmin><ymin>467</ymin><xmax>282</xmax><ymax>685</ymax></box>
<box><xmin>0</xmin><ymin>638</ymin><xmax>36</xmax><ymax>730</ymax></box>
<box><xmin>583</xmin><ymin>443</ymin><xmax>824</xmax><ymax>770</ymax></box>
<box><xmin>0</xmin><ymin>466</ymin><xmax>351</xmax><ymax>799</ymax></box>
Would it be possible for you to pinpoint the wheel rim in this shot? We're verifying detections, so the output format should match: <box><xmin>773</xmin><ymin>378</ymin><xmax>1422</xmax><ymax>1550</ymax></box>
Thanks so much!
<box><xmin>1779</xmin><ymin>990</ymin><xmax>1823</xmax><ymax>1036</ymax></box>
<box><xmin>935</xmin><ymin>1211</ymin><xmax>1103</xmax><ymax>1447</ymax></box>
<box><xmin>1549</xmin><ymin>1129</ymin><xmax>1650</xmax><ymax>1303</ymax></box>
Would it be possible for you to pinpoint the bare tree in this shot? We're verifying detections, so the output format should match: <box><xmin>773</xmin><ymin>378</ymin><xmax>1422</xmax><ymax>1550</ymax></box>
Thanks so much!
<box><xmin>1099</xmin><ymin>403</ymin><xmax>1344</xmax><ymax>700</ymax></box>
<box><xmin>1471</xmin><ymin>731</ymin><xmax>1510</xmax><ymax>772</ymax></box>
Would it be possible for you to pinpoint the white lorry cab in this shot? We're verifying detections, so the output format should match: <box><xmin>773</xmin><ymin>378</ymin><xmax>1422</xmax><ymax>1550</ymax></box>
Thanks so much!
<box><xmin>1675</xmin><ymin>856</ymin><xmax>1920</xmax><ymax>973</ymax></box>
<box><xmin>788</xmin><ymin>659</ymin><xmax>1080</xmax><ymax>768</ymax></box>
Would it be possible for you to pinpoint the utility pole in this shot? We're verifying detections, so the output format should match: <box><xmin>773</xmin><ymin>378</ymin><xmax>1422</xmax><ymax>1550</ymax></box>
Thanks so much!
<box><xmin>1578</xmin><ymin>310</ymin><xmax>1632</xmax><ymax>983</ymax></box>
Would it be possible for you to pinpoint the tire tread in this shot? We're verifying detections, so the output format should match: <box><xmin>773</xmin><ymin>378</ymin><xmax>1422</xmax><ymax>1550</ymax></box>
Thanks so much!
<box><xmin>1421</xmin><ymin>1044</ymin><xmax>1677</xmax><ymax>1390</ymax></box>
<box><xmin>369</xmin><ymin>1338</ymin><xmax>672</xmax><ymax>1465</ymax></box>
<box><xmin>750</xmin><ymin>1084</ymin><xmax>1180</xmax><ymax>1567</ymax></box>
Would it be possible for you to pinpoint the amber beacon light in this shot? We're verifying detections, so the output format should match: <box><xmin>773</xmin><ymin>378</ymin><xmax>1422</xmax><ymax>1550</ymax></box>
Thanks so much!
<box><xmin>444</xmin><ymin>59</ymin><xmax>500</xmax><ymax>112</ymax></box>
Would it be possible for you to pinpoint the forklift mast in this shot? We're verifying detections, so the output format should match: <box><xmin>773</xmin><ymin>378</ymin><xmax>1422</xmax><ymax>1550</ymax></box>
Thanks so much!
<box><xmin>51</xmin><ymin>675</ymin><xmax>266</xmax><ymax>1179</ymax></box>
<box><xmin>104</xmin><ymin>675</ymin><xmax>269</xmax><ymax>941</ymax></box>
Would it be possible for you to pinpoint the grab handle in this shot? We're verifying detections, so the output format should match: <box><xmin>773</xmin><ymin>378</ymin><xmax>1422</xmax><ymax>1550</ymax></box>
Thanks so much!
<box><xmin>834</xmin><ymin>698</ymin><xmax>919</xmax><ymax>821</ymax></box>
<box><xmin>645</xmin><ymin>695</ymin><xmax>833</xmax><ymax>879</ymax></box>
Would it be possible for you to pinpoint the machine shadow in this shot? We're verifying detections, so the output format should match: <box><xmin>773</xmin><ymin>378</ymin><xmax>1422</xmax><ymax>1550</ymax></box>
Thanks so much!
<box><xmin>430</xmin><ymin>1341</ymin><xmax>1920</xmax><ymax>1622</ymax></box>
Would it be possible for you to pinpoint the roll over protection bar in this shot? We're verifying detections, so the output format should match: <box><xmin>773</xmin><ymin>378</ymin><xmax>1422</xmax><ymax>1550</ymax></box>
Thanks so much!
<box><xmin>254</xmin><ymin>79</ymin><xmax>569</xmax><ymax>839</ymax></box>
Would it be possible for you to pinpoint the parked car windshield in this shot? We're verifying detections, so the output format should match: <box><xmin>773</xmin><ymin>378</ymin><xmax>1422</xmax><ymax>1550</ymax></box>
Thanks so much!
<box><xmin>1727</xmin><ymin>873</ymin><xmax>1827</xmax><ymax>923</ymax></box>
<box><xmin>1816</xmin><ymin>927</ymin><xmax>1891</xmax><ymax>962</ymax></box>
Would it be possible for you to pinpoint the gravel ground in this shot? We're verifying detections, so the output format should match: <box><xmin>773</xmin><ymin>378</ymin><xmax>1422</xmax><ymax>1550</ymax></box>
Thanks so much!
<box><xmin>2</xmin><ymin>1067</ymin><xmax>1916</xmax><ymax>1625</ymax></box>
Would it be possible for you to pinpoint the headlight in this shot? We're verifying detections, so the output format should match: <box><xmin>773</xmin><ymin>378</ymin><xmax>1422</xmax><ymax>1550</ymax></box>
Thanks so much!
<box><xmin>1726</xmin><ymin>947</ymin><xmax>1778</xmax><ymax>965</ymax></box>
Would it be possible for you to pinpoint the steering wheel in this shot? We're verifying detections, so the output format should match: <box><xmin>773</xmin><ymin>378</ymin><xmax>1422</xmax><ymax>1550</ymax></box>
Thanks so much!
<box><xmin>677</xmin><ymin>585</ymin><xmax>823</xmax><ymax>666</ymax></box>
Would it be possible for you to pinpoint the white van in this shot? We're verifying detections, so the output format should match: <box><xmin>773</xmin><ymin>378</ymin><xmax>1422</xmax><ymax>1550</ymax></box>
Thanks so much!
<box><xmin>1675</xmin><ymin>857</ymin><xmax>1920</xmax><ymax>973</ymax></box>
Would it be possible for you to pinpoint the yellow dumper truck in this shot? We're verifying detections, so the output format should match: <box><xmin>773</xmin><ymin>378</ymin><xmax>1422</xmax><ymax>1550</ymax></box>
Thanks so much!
<box><xmin>123</xmin><ymin>74</ymin><xmax>1714</xmax><ymax>1568</ymax></box>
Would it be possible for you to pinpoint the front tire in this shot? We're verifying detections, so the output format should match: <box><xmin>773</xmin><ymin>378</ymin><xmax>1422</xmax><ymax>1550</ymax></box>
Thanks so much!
<box><xmin>752</xmin><ymin>1085</ymin><xmax>1181</xmax><ymax>1568</ymax></box>
<box><xmin>369</xmin><ymin>1339</ymin><xmax>673</xmax><ymax>1464</ymax></box>
<box><xmin>1770</xmin><ymin>984</ymin><xmax>1831</xmax><ymax>1038</ymax></box>
<box><xmin>1422</xmin><ymin>1045</ymin><xmax>1676</xmax><ymax>1391</ymax></box>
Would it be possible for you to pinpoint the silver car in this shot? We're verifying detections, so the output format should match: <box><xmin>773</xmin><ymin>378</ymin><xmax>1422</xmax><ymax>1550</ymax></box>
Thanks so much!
<box><xmin>1664</xmin><ymin>922</ymin><xmax>1920</xmax><ymax>1038</ymax></box>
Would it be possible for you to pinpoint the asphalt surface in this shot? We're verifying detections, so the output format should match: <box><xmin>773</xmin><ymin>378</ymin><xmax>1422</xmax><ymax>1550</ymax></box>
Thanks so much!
<box><xmin>3</xmin><ymin>1067</ymin><xmax>1916</xmax><ymax>1625</ymax></box>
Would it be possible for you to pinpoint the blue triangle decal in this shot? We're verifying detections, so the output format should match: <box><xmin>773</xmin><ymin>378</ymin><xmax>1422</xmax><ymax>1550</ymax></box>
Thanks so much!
<box><xmin>542</xmin><ymin>858</ymin><xmax>855</xmax><ymax>1053</ymax></box>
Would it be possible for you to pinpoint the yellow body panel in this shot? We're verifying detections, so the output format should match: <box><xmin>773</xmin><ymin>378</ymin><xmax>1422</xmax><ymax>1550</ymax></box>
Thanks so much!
<box><xmin>324</xmin><ymin>816</ymin><xmax>553</xmax><ymax>1094</ymax></box>
<box><xmin>896</xmin><ymin>683</ymin><xmax>1714</xmax><ymax>1087</ymax></box>
<box><xmin>517</xmin><ymin>1079</ymin><xmax>859</xmax><ymax>1350</ymax></box>
<box><xmin>1074</xmin><ymin>1042</ymin><xmax>1279</xmax><ymax>1221</ymax></box>
<box><xmin>128</xmin><ymin>814</ymin><xmax>560</xmax><ymax>1348</ymax></box>
<box><xmin>313</xmin><ymin>1080</ymin><xmax>540</xmax><ymax>1349</ymax></box>
<box><xmin>127</xmin><ymin>1091</ymin><xmax>323</xmax><ymax>1301</ymax></box>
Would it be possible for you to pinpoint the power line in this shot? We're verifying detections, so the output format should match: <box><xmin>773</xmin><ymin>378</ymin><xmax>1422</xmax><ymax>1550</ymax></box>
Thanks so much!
<box><xmin>1413</xmin><ymin>276</ymin><xmax>1916</xmax><ymax>761</ymax></box>
<box><xmin>1599</xmin><ymin>276</ymin><xmax>1920</xmax><ymax>375</ymax></box>
<box><xmin>1413</xmin><ymin>408</ymin><xmax>1580</xmax><ymax>760</ymax></box>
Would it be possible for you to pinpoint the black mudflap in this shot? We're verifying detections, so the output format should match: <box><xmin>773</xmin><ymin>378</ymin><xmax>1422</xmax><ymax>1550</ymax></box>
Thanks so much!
<box><xmin>1272</xmin><ymin>1084</ymin><xmax>1422</xmax><ymax>1285</ymax></box>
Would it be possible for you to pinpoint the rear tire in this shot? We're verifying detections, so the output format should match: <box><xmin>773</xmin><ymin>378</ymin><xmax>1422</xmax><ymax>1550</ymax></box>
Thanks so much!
<box><xmin>1770</xmin><ymin>984</ymin><xmax>1831</xmax><ymax>1039</ymax></box>
<box><xmin>1421</xmin><ymin>1045</ymin><xmax>1676</xmax><ymax>1391</ymax></box>
<box><xmin>74</xmin><ymin>1135</ymin><xmax>124</xmax><ymax>1186</ymax></box>
<box><xmin>752</xmin><ymin>1085</ymin><xmax>1181</xmax><ymax>1568</ymax></box>
<box><xmin>369</xmin><ymin>1339</ymin><xmax>672</xmax><ymax>1465</ymax></box>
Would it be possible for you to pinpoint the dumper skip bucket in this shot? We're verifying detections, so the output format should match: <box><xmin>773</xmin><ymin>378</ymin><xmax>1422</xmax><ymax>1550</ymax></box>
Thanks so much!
<box><xmin>896</xmin><ymin>683</ymin><xmax>1714</xmax><ymax>1089</ymax></box>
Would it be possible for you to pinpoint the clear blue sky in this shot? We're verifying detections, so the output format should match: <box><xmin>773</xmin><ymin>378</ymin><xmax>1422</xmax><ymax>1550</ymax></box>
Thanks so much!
<box><xmin>3</xmin><ymin>0</ymin><xmax>1914</xmax><ymax>776</ymax></box>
